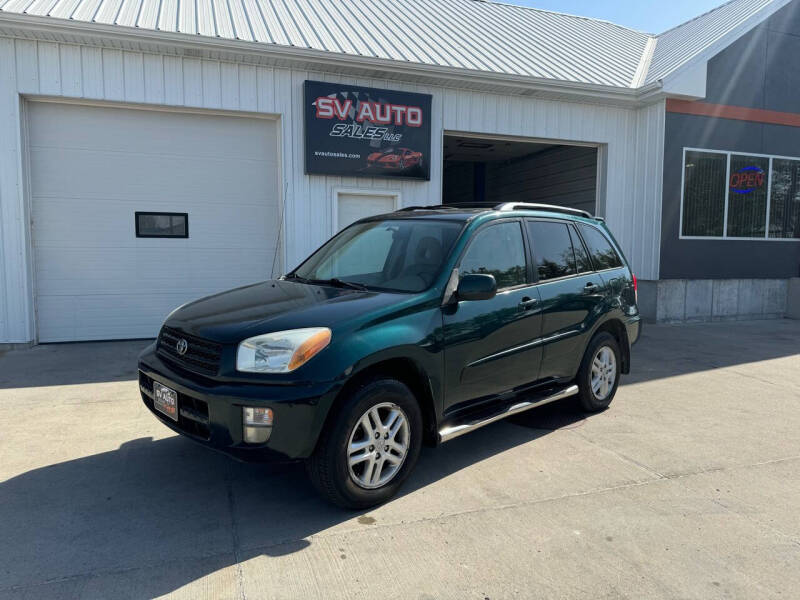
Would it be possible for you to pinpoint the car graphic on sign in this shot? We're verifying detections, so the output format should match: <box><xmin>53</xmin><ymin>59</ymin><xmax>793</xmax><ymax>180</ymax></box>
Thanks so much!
<box><xmin>366</xmin><ymin>148</ymin><xmax>424</xmax><ymax>171</ymax></box>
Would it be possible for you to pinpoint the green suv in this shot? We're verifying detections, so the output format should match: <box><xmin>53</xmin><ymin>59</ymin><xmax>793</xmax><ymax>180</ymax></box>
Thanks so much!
<box><xmin>138</xmin><ymin>203</ymin><xmax>640</xmax><ymax>508</ymax></box>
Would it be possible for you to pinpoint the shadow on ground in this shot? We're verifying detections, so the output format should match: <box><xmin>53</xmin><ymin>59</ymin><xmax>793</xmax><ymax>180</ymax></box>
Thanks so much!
<box><xmin>2</xmin><ymin>319</ymin><xmax>799</xmax><ymax>390</ymax></box>
<box><xmin>0</xmin><ymin>401</ymin><xmax>580</xmax><ymax>597</ymax></box>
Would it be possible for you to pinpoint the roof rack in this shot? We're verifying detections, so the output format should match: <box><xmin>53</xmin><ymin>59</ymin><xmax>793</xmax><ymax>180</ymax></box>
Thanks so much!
<box><xmin>396</xmin><ymin>203</ymin><xmax>493</xmax><ymax>212</ymax></box>
<box><xmin>495</xmin><ymin>202</ymin><xmax>594</xmax><ymax>219</ymax></box>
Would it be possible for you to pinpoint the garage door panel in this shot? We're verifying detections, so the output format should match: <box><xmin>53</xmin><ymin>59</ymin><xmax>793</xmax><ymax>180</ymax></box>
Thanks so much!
<box><xmin>29</xmin><ymin>104</ymin><xmax>276</xmax><ymax>161</ymax></box>
<box><xmin>29</xmin><ymin>102</ymin><xmax>280</xmax><ymax>342</ymax></box>
<box><xmin>29</xmin><ymin>150</ymin><xmax>277</xmax><ymax>204</ymax></box>
<box><xmin>36</xmin><ymin>293</ymin><xmax>201</xmax><ymax>342</ymax></box>
<box><xmin>34</xmin><ymin>247</ymin><xmax>271</xmax><ymax>295</ymax></box>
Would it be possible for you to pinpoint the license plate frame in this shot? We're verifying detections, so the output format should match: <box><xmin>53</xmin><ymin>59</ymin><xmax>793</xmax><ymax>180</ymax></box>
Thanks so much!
<box><xmin>153</xmin><ymin>381</ymin><xmax>179</xmax><ymax>422</ymax></box>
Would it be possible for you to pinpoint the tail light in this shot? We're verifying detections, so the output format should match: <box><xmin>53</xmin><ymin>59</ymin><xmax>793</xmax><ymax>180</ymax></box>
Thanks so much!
<box><xmin>632</xmin><ymin>273</ymin><xmax>638</xmax><ymax>304</ymax></box>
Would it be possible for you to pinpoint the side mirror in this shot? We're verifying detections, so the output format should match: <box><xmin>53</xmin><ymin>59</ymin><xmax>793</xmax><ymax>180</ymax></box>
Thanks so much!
<box><xmin>457</xmin><ymin>273</ymin><xmax>497</xmax><ymax>301</ymax></box>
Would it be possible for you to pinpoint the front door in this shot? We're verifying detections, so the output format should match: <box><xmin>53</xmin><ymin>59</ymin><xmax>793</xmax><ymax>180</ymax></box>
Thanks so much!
<box><xmin>526</xmin><ymin>219</ymin><xmax>607</xmax><ymax>380</ymax></box>
<box><xmin>442</xmin><ymin>220</ymin><xmax>543</xmax><ymax>415</ymax></box>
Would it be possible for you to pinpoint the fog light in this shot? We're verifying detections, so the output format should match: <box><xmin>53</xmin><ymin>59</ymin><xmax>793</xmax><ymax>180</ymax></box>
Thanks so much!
<box><xmin>243</xmin><ymin>407</ymin><xmax>273</xmax><ymax>444</ymax></box>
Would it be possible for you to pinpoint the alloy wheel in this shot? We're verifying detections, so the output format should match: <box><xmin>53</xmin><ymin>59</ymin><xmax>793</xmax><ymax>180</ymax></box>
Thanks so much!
<box><xmin>347</xmin><ymin>402</ymin><xmax>410</xmax><ymax>489</ymax></box>
<box><xmin>590</xmin><ymin>346</ymin><xmax>617</xmax><ymax>400</ymax></box>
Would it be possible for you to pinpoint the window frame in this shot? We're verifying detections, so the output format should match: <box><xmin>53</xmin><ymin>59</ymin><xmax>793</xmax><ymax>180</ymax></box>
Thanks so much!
<box><xmin>456</xmin><ymin>218</ymin><xmax>532</xmax><ymax>292</ymax></box>
<box><xmin>135</xmin><ymin>211</ymin><xmax>189</xmax><ymax>239</ymax></box>
<box><xmin>680</xmin><ymin>147</ymin><xmax>800</xmax><ymax>242</ymax></box>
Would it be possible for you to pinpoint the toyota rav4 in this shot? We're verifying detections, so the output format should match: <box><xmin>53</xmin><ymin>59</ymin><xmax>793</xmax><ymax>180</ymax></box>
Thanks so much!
<box><xmin>138</xmin><ymin>203</ymin><xmax>640</xmax><ymax>508</ymax></box>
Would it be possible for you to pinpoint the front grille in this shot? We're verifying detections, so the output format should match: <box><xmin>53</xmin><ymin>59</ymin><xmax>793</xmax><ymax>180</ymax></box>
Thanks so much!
<box><xmin>157</xmin><ymin>326</ymin><xmax>222</xmax><ymax>376</ymax></box>
<box><xmin>139</xmin><ymin>371</ymin><xmax>211</xmax><ymax>440</ymax></box>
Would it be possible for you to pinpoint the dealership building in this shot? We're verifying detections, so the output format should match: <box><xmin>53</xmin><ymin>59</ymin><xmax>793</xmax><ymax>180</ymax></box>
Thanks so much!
<box><xmin>0</xmin><ymin>0</ymin><xmax>799</xmax><ymax>344</ymax></box>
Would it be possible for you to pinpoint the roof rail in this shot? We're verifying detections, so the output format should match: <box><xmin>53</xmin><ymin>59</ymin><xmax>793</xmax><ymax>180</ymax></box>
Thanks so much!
<box><xmin>397</xmin><ymin>205</ymin><xmax>451</xmax><ymax>212</ymax></box>
<box><xmin>396</xmin><ymin>203</ymin><xmax>491</xmax><ymax>212</ymax></box>
<box><xmin>495</xmin><ymin>202</ymin><xmax>594</xmax><ymax>219</ymax></box>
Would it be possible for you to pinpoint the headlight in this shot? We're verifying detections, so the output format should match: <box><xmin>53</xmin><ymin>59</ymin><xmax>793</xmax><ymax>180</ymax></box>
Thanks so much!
<box><xmin>236</xmin><ymin>328</ymin><xmax>332</xmax><ymax>373</ymax></box>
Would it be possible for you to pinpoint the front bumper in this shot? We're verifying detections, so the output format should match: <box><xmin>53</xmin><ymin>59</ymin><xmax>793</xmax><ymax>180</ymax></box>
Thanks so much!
<box><xmin>137</xmin><ymin>344</ymin><xmax>340</xmax><ymax>461</ymax></box>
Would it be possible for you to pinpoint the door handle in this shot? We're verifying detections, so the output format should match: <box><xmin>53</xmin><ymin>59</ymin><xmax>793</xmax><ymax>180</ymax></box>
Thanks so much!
<box><xmin>518</xmin><ymin>296</ymin><xmax>538</xmax><ymax>310</ymax></box>
<box><xmin>583</xmin><ymin>283</ymin><xmax>600</xmax><ymax>294</ymax></box>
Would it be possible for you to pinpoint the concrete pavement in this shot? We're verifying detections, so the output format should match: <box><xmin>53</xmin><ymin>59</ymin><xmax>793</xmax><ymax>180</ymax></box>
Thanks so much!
<box><xmin>0</xmin><ymin>319</ymin><xmax>799</xmax><ymax>599</ymax></box>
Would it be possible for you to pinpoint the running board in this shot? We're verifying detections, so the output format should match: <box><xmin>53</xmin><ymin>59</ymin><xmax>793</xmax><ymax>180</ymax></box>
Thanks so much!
<box><xmin>438</xmin><ymin>384</ymin><xmax>579</xmax><ymax>443</ymax></box>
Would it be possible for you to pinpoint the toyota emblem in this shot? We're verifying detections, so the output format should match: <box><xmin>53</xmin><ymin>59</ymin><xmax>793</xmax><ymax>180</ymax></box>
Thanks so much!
<box><xmin>176</xmin><ymin>338</ymin><xmax>188</xmax><ymax>356</ymax></box>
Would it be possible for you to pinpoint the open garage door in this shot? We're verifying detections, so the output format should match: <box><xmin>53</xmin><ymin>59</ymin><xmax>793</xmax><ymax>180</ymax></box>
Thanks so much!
<box><xmin>27</xmin><ymin>101</ymin><xmax>280</xmax><ymax>342</ymax></box>
<box><xmin>442</xmin><ymin>134</ymin><xmax>598</xmax><ymax>214</ymax></box>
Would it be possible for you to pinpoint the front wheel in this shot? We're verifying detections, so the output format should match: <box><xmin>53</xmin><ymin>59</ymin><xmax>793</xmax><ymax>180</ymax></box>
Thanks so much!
<box><xmin>576</xmin><ymin>332</ymin><xmax>621</xmax><ymax>412</ymax></box>
<box><xmin>306</xmin><ymin>378</ymin><xmax>422</xmax><ymax>509</ymax></box>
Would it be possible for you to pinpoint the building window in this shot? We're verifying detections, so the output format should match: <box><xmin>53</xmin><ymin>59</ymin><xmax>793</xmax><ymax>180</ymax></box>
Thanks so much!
<box><xmin>727</xmin><ymin>154</ymin><xmax>769</xmax><ymax>238</ymax></box>
<box><xmin>769</xmin><ymin>159</ymin><xmax>800</xmax><ymax>239</ymax></box>
<box><xmin>681</xmin><ymin>148</ymin><xmax>800</xmax><ymax>240</ymax></box>
<box><xmin>135</xmin><ymin>212</ymin><xmax>188</xmax><ymax>238</ymax></box>
<box><xmin>682</xmin><ymin>150</ymin><xmax>727</xmax><ymax>237</ymax></box>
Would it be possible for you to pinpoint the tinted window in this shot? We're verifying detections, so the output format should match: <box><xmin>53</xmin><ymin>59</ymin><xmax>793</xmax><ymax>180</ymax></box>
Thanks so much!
<box><xmin>569</xmin><ymin>225</ymin><xmax>593</xmax><ymax>273</ymax></box>
<box><xmin>578</xmin><ymin>224</ymin><xmax>623</xmax><ymax>270</ymax></box>
<box><xmin>460</xmin><ymin>222</ymin><xmax>526</xmax><ymax>289</ymax></box>
<box><xmin>527</xmin><ymin>221</ymin><xmax>577</xmax><ymax>281</ymax></box>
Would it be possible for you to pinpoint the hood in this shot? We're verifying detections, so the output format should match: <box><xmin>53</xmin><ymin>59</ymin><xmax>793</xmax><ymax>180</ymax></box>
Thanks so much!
<box><xmin>164</xmin><ymin>279</ymin><xmax>411</xmax><ymax>343</ymax></box>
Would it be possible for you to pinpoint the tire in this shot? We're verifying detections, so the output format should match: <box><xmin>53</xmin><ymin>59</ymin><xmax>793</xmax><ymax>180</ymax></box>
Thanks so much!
<box><xmin>306</xmin><ymin>378</ymin><xmax>423</xmax><ymax>509</ymax></box>
<box><xmin>576</xmin><ymin>331</ymin><xmax>621</xmax><ymax>412</ymax></box>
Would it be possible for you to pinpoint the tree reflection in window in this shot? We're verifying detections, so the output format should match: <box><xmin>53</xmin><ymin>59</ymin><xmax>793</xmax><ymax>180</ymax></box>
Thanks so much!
<box><xmin>770</xmin><ymin>159</ymin><xmax>800</xmax><ymax>239</ymax></box>
<box><xmin>527</xmin><ymin>221</ymin><xmax>577</xmax><ymax>281</ymax></box>
<box><xmin>459</xmin><ymin>222</ymin><xmax>527</xmax><ymax>289</ymax></box>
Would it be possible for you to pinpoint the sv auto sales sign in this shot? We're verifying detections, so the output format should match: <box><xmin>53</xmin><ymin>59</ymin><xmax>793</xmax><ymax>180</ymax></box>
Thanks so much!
<box><xmin>304</xmin><ymin>80</ymin><xmax>432</xmax><ymax>180</ymax></box>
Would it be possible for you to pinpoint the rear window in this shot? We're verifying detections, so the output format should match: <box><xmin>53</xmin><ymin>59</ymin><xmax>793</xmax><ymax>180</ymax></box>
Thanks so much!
<box><xmin>526</xmin><ymin>221</ymin><xmax>577</xmax><ymax>281</ymax></box>
<box><xmin>578</xmin><ymin>224</ymin><xmax>623</xmax><ymax>270</ymax></box>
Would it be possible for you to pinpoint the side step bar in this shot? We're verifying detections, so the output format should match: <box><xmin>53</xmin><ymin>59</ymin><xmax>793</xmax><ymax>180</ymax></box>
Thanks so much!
<box><xmin>438</xmin><ymin>384</ymin><xmax>579</xmax><ymax>443</ymax></box>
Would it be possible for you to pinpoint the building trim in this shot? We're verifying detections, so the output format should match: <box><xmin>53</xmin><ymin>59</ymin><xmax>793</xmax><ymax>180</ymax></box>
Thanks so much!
<box><xmin>667</xmin><ymin>98</ymin><xmax>800</xmax><ymax>128</ymax></box>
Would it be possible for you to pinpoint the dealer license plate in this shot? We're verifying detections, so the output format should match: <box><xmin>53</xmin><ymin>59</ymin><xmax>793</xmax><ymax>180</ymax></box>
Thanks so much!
<box><xmin>153</xmin><ymin>381</ymin><xmax>179</xmax><ymax>422</ymax></box>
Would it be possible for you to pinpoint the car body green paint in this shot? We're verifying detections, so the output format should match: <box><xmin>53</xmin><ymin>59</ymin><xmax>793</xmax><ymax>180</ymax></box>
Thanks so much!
<box><xmin>138</xmin><ymin>207</ymin><xmax>640</xmax><ymax>461</ymax></box>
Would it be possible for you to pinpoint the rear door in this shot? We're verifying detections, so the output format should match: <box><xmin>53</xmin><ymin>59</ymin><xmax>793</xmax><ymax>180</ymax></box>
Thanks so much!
<box><xmin>442</xmin><ymin>220</ymin><xmax>543</xmax><ymax>413</ymax></box>
<box><xmin>526</xmin><ymin>220</ymin><xmax>607</xmax><ymax>380</ymax></box>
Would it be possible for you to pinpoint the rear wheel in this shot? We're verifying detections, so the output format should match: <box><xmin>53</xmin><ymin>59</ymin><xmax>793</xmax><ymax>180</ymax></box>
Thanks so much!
<box><xmin>576</xmin><ymin>332</ymin><xmax>621</xmax><ymax>412</ymax></box>
<box><xmin>306</xmin><ymin>378</ymin><xmax>422</xmax><ymax>509</ymax></box>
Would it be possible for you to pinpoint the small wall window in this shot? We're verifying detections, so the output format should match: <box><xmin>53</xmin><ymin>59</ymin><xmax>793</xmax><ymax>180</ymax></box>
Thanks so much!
<box><xmin>135</xmin><ymin>212</ymin><xmax>188</xmax><ymax>238</ymax></box>
<box><xmin>681</xmin><ymin>148</ymin><xmax>800</xmax><ymax>240</ymax></box>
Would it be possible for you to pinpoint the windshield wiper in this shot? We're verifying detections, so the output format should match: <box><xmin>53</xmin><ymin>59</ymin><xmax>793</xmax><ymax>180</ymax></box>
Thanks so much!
<box><xmin>314</xmin><ymin>278</ymin><xmax>368</xmax><ymax>291</ymax></box>
<box><xmin>283</xmin><ymin>273</ymin><xmax>311</xmax><ymax>283</ymax></box>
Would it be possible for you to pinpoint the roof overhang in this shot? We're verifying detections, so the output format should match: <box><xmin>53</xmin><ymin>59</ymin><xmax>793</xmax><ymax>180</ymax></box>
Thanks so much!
<box><xmin>0</xmin><ymin>12</ymin><xmax>663</xmax><ymax>108</ymax></box>
<box><xmin>644</xmin><ymin>0</ymin><xmax>795</xmax><ymax>100</ymax></box>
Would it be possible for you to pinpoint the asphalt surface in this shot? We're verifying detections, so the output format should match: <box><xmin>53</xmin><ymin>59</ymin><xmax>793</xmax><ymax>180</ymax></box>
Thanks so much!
<box><xmin>0</xmin><ymin>319</ymin><xmax>799</xmax><ymax>599</ymax></box>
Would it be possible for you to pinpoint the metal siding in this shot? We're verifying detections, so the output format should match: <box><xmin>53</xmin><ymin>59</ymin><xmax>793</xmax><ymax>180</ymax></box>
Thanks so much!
<box><xmin>0</xmin><ymin>38</ymin><xmax>664</xmax><ymax>343</ymax></box>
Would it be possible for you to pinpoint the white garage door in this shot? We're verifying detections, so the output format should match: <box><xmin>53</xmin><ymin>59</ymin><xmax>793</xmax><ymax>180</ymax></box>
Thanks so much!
<box><xmin>28</xmin><ymin>101</ymin><xmax>280</xmax><ymax>342</ymax></box>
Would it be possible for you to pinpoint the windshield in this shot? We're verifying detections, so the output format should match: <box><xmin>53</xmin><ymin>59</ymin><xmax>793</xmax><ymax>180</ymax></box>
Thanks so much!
<box><xmin>291</xmin><ymin>219</ymin><xmax>463</xmax><ymax>293</ymax></box>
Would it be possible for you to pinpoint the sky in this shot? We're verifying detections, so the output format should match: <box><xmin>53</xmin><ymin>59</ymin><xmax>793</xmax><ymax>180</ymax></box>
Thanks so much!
<box><xmin>510</xmin><ymin>0</ymin><xmax>728</xmax><ymax>33</ymax></box>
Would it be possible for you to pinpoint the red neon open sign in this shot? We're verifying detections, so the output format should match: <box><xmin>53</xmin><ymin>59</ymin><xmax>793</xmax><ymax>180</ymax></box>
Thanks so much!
<box><xmin>729</xmin><ymin>166</ymin><xmax>765</xmax><ymax>194</ymax></box>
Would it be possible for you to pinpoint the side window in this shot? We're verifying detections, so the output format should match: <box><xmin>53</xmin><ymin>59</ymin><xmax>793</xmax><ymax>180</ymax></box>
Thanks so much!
<box><xmin>526</xmin><ymin>221</ymin><xmax>577</xmax><ymax>281</ymax></box>
<box><xmin>569</xmin><ymin>225</ymin><xmax>593</xmax><ymax>273</ymax></box>
<box><xmin>578</xmin><ymin>224</ymin><xmax>623</xmax><ymax>270</ymax></box>
<box><xmin>460</xmin><ymin>222</ymin><xmax>527</xmax><ymax>289</ymax></box>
